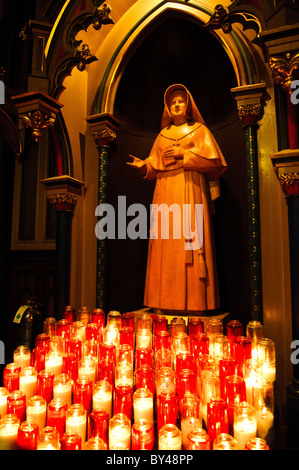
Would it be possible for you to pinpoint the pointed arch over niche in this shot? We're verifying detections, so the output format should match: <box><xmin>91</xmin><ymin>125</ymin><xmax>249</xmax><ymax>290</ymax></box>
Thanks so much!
<box><xmin>96</xmin><ymin>7</ymin><xmax>257</xmax><ymax>321</ymax></box>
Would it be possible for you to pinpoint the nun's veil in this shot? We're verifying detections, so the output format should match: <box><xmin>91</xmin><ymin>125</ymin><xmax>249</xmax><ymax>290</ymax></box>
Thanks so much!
<box><xmin>161</xmin><ymin>84</ymin><xmax>206</xmax><ymax>129</ymax></box>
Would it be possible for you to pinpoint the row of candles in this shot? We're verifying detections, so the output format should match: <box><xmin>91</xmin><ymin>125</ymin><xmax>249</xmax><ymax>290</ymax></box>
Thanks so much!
<box><xmin>0</xmin><ymin>307</ymin><xmax>276</xmax><ymax>450</ymax></box>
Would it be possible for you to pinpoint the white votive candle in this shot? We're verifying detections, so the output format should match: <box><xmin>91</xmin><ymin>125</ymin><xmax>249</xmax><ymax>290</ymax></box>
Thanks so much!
<box><xmin>257</xmin><ymin>409</ymin><xmax>274</xmax><ymax>440</ymax></box>
<box><xmin>133</xmin><ymin>388</ymin><xmax>154</xmax><ymax>424</ymax></box>
<box><xmin>0</xmin><ymin>388</ymin><xmax>9</xmax><ymax>418</ymax></box>
<box><xmin>0</xmin><ymin>415</ymin><xmax>20</xmax><ymax>450</ymax></box>
<box><xmin>53</xmin><ymin>374</ymin><xmax>72</xmax><ymax>407</ymax></box>
<box><xmin>78</xmin><ymin>357</ymin><xmax>97</xmax><ymax>384</ymax></box>
<box><xmin>159</xmin><ymin>424</ymin><xmax>181</xmax><ymax>450</ymax></box>
<box><xmin>26</xmin><ymin>395</ymin><xmax>47</xmax><ymax>430</ymax></box>
<box><xmin>109</xmin><ymin>413</ymin><xmax>131</xmax><ymax>449</ymax></box>
<box><xmin>181</xmin><ymin>417</ymin><xmax>202</xmax><ymax>449</ymax></box>
<box><xmin>19</xmin><ymin>367</ymin><xmax>37</xmax><ymax>400</ymax></box>
<box><xmin>93</xmin><ymin>380</ymin><xmax>112</xmax><ymax>418</ymax></box>
<box><xmin>13</xmin><ymin>346</ymin><xmax>31</xmax><ymax>371</ymax></box>
<box><xmin>66</xmin><ymin>404</ymin><xmax>87</xmax><ymax>445</ymax></box>
<box><xmin>45</xmin><ymin>351</ymin><xmax>63</xmax><ymax>376</ymax></box>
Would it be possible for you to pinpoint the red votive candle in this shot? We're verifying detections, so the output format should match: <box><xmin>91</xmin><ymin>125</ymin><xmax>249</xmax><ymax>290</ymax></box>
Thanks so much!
<box><xmin>135</xmin><ymin>347</ymin><xmax>153</xmax><ymax>369</ymax></box>
<box><xmin>219</xmin><ymin>357</ymin><xmax>238</xmax><ymax>399</ymax></box>
<box><xmin>96</xmin><ymin>359</ymin><xmax>114</xmax><ymax>388</ymax></box>
<box><xmin>99</xmin><ymin>343</ymin><xmax>116</xmax><ymax>364</ymax></box>
<box><xmin>64</xmin><ymin>306</ymin><xmax>76</xmax><ymax>323</ymax></box>
<box><xmin>62</xmin><ymin>353</ymin><xmax>79</xmax><ymax>384</ymax></box>
<box><xmin>56</xmin><ymin>319</ymin><xmax>71</xmax><ymax>339</ymax></box>
<box><xmin>60</xmin><ymin>431</ymin><xmax>82</xmax><ymax>450</ymax></box>
<box><xmin>188</xmin><ymin>317</ymin><xmax>204</xmax><ymax>339</ymax></box>
<box><xmin>85</xmin><ymin>323</ymin><xmax>101</xmax><ymax>341</ymax></box>
<box><xmin>207</xmin><ymin>397</ymin><xmax>229</xmax><ymax>442</ymax></box>
<box><xmin>155</xmin><ymin>348</ymin><xmax>172</xmax><ymax>372</ymax></box>
<box><xmin>36</xmin><ymin>370</ymin><xmax>54</xmax><ymax>404</ymax></box>
<box><xmin>152</xmin><ymin>315</ymin><xmax>168</xmax><ymax>335</ymax></box>
<box><xmin>114</xmin><ymin>384</ymin><xmax>133</xmax><ymax>420</ymax></box>
<box><xmin>91</xmin><ymin>308</ymin><xmax>105</xmax><ymax>329</ymax></box>
<box><xmin>135</xmin><ymin>366</ymin><xmax>155</xmax><ymax>396</ymax></box>
<box><xmin>30</xmin><ymin>347</ymin><xmax>46</xmax><ymax>372</ymax></box>
<box><xmin>234</xmin><ymin>336</ymin><xmax>252</xmax><ymax>364</ymax></box>
<box><xmin>157</xmin><ymin>391</ymin><xmax>178</xmax><ymax>433</ymax></box>
<box><xmin>72</xmin><ymin>378</ymin><xmax>93</xmax><ymax>416</ymax></box>
<box><xmin>65</xmin><ymin>338</ymin><xmax>82</xmax><ymax>361</ymax></box>
<box><xmin>176</xmin><ymin>369</ymin><xmax>197</xmax><ymax>403</ymax></box>
<box><xmin>176</xmin><ymin>352</ymin><xmax>195</xmax><ymax>374</ymax></box>
<box><xmin>88</xmin><ymin>409</ymin><xmax>109</xmax><ymax>444</ymax></box>
<box><xmin>120</xmin><ymin>327</ymin><xmax>135</xmax><ymax>351</ymax></box>
<box><xmin>227</xmin><ymin>320</ymin><xmax>243</xmax><ymax>341</ymax></box>
<box><xmin>154</xmin><ymin>330</ymin><xmax>171</xmax><ymax>352</ymax></box>
<box><xmin>3</xmin><ymin>364</ymin><xmax>21</xmax><ymax>392</ymax></box>
<box><xmin>17</xmin><ymin>421</ymin><xmax>39</xmax><ymax>450</ymax></box>
<box><xmin>121</xmin><ymin>312</ymin><xmax>135</xmax><ymax>330</ymax></box>
<box><xmin>191</xmin><ymin>333</ymin><xmax>209</xmax><ymax>358</ymax></box>
<box><xmin>7</xmin><ymin>390</ymin><xmax>26</xmax><ymax>422</ymax></box>
<box><xmin>35</xmin><ymin>333</ymin><xmax>51</xmax><ymax>352</ymax></box>
<box><xmin>132</xmin><ymin>419</ymin><xmax>154</xmax><ymax>450</ymax></box>
<box><xmin>47</xmin><ymin>398</ymin><xmax>68</xmax><ymax>438</ymax></box>
<box><xmin>225</xmin><ymin>375</ymin><xmax>246</xmax><ymax>428</ymax></box>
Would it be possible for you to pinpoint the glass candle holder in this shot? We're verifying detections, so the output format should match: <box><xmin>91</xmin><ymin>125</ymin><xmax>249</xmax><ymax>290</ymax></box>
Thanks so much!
<box><xmin>191</xmin><ymin>333</ymin><xmax>209</xmax><ymax>358</ymax></box>
<box><xmin>156</xmin><ymin>366</ymin><xmax>176</xmax><ymax>397</ymax></box>
<box><xmin>35</xmin><ymin>333</ymin><xmax>51</xmax><ymax>352</ymax></box>
<box><xmin>233</xmin><ymin>402</ymin><xmax>257</xmax><ymax>450</ymax></box>
<box><xmin>133</xmin><ymin>388</ymin><xmax>154</xmax><ymax>424</ymax></box>
<box><xmin>135</xmin><ymin>366</ymin><xmax>155</xmax><ymax>397</ymax></box>
<box><xmin>176</xmin><ymin>369</ymin><xmax>197</xmax><ymax>403</ymax></box>
<box><xmin>0</xmin><ymin>414</ymin><xmax>20</xmax><ymax>450</ymax></box>
<box><xmin>188</xmin><ymin>317</ymin><xmax>204</xmax><ymax>339</ymax></box>
<box><xmin>172</xmin><ymin>332</ymin><xmax>190</xmax><ymax>361</ymax></box>
<box><xmin>135</xmin><ymin>347</ymin><xmax>153</xmax><ymax>369</ymax></box>
<box><xmin>109</xmin><ymin>413</ymin><xmax>131</xmax><ymax>450</ymax></box>
<box><xmin>62</xmin><ymin>352</ymin><xmax>79</xmax><ymax>384</ymax></box>
<box><xmin>225</xmin><ymin>375</ymin><xmax>246</xmax><ymax>428</ymax></box>
<box><xmin>180</xmin><ymin>395</ymin><xmax>202</xmax><ymax>449</ymax></box>
<box><xmin>257</xmin><ymin>338</ymin><xmax>276</xmax><ymax>383</ymax></box>
<box><xmin>213</xmin><ymin>433</ymin><xmax>238</xmax><ymax>450</ymax></box>
<box><xmin>246</xmin><ymin>321</ymin><xmax>263</xmax><ymax>362</ymax></box>
<box><xmin>158</xmin><ymin>423</ymin><xmax>181</xmax><ymax>450</ymax></box>
<box><xmin>107</xmin><ymin>310</ymin><xmax>121</xmax><ymax>330</ymax></box>
<box><xmin>66</xmin><ymin>403</ymin><xmax>87</xmax><ymax>446</ymax></box>
<box><xmin>91</xmin><ymin>308</ymin><xmax>105</xmax><ymax>329</ymax></box>
<box><xmin>154</xmin><ymin>330</ymin><xmax>171</xmax><ymax>353</ymax></box>
<box><xmin>207</xmin><ymin>397</ymin><xmax>229</xmax><ymax>443</ymax></box>
<box><xmin>176</xmin><ymin>352</ymin><xmax>194</xmax><ymax>374</ymax></box>
<box><xmin>88</xmin><ymin>409</ymin><xmax>109</xmax><ymax>444</ymax></box>
<box><xmin>45</xmin><ymin>350</ymin><xmax>63</xmax><ymax>377</ymax></box>
<box><xmin>13</xmin><ymin>346</ymin><xmax>31</xmax><ymax>370</ymax></box>
<box><xmin>78</xmin><ymin>306</ymin><xmax>91</xmax><ymax>325</ymax></box>
<box><xmin>30</xmin><ymin>347</ymin><xmax>46</xmax><ymax>372</ymax></box>
<box><xmin>37</xmin><ymin>426</ymin><xmax>60</xmax><ymax>450</ymax></box>
<box><xmin>136</xmin><ymin>329</ymin><xmax>152</xmax><ymax>349</ymax></box>
<box><xmin>78</xmin><ymin>356</ymin><xmax>97</xmax><ymax>384</ymax></box>
<box><xmin>7</xmin><ymin>390</ymin><xmax>26</xmax><ymax>422</ymax></box>
<box><xmin>43</xmin><ymin>317</ymin><xmax>57</xmax><ymax>337</ymax></box>
<box><xmin>3</xmin><ymin>363</ymin><xmax>21</xmax><ymax>392</ymax></box>
<box><xmin>227</xmin><ymin>320</ymin><xmax>243</xmax><ymax>341</ymax></box>
<box><xmin>245</xmin><ymin>437</ymin><xmax>269</xmax><ymax>450</ymax></box>
<box><xmin>73</xmin><ymin>377</ymin><xmax>93</xmax><ymax>416</ymax></box>
<box><xmin>114</xmin><ymin>384</ymin><xmax>133</xmax><ymax>420</ymax></box>
<box><xmin>199</xmin><ymin>370</ymin><xmax>220</xmax><ymax>426</ymax></box>
<box><xmin>85</xmin><ymin>436</ymin><xmax>107</xmax><ymax>450</ymax></box>
<box><xmin>154</xmin><ymin>348</ymin><xmax>172</xmax><ymax>372</ymax></box>
<box><xmin>92</xmin><ymin>380</ymin><xmax>112</xmax><ymax>418</ymax></box>
<box><xmin>53</xmin><ymin>373</ymin><xmax>72</xmax><ymax>407</ymax></box>
<box><xmin>82</xmin><ymin>339</ymin><xmax>99</xmax><ymax>361</ymax></box>
<box><xmin>47</xmin><ymin>398</ymin><xmax>68</xmax><ymax>439</ymax></box>
<box><xmin>234</xmin><ymin>336</ymin><xmax>252</xmax><ymax>365</ymax></box>
<box><xmin>0</xmin><ymin>388</ymin><xmax>9</xmax><ymax>418</ymax></box>
<box><xmin>212</xmin><ymin>335</ymin><xmax>230</xmax><ymax>366</ymax></box>
<box><xmin>49</xmin><ymin>335</ymin><xmax>64</xmax><ymax>355</ymax></box>
<box><xmin>132</xmin><ymin>418</ymin><xmax>154</xmax><ymax>450</ymax></box>
<box><xmin>96</xmin><ymin>359</ymin><xmax>114</xmax><ymax>388</ymax></box>
<box><xmin>64</xmin><ymin>306</ymin><xmax>75</xmax><ymax>324</ymax></box>
<box><xmin>219</xmin><ymin>357</ymin><xmax>238</xmax><ymax>400</ymax></box>
<box><xmin>119</xmin><ymin>327</ymin><xmax>135</xmax><ymax>351</ymax></box>
<box><xmin>19</xmin><ymin>366</ymin><xmax>37</xmax><ymax>400</ymax></box>
<box><xmin>115</xmin><ymin>361</ymin><xmax>134</xmax><ymax>388</ymax></box>
<box><xmin>170</xmin><ymin>317</ymin><xmax>185</xmax><ymax>338</ymax></box>
<box><xmin>65</xmin><ymin>338</ymin><xmax>82</xmax><ymax>361</ymax></box>
<box><xmin>121</xmin><ymin>312</ymin><xmax>135</xmax><ymax>330</ymax></box>
<box><xmin>99</xmin><ymin>342</ymin><xmax>116</xmax><ymax>364</ymax></box>
<box><xmin>206</xmin><ymin>318</ymin><xmax>223</xmax><ymax>354</ymax></box>
<box><xmin>252</xmin><ymin>376</ymin><xmax>274</xmax><ymax>443</ymax></box>
<box><xmin>71</xmin><ymin>321</ymin><xmax>86</xmax><ymax>342</ymax></box>
<box><xmin>17</xmin><ymin>420</ymin><xmax>39</xmax><ymax>450</ymax></box>
<box><xmin>117</xmin><ymin>343</ymin><xmax>134</xmax><ymax>365</ymax></box>
<box><xmin>60</xmin><ymin>431</ymin><xmax>82</xmax><ymax>450</ymax></box>
<box><xmin>136</xmin><ymin>313</ymin><xmax>152</xmax><ymax>332</ymax></box>
<box><xmin>56</xmin><ymin>319</ymin><xmax>71</xmax><ymax>339</ymax></box>
<box><xmin>36</xmin><ymin>370</ymin><xmax>54</xmax><ymax>404</ymax></box>
<box><xmin>26</xmin><ymin>395</ymin><xmax>47</xmax><ymax>430</ymax></box>
<box><xmin>157</xmin><ymin>391</ymin><xmax>178</xmax><ymax>433</ymax></box>
<box><xmin>186</xmin><ymin>428</ymin><xmax>210</xmax><ymax>450</ymax></box>
<box><xmin>85</xmin><ymin>323</ymin><xmax>101</xmax><ymax>342</ymax></box>
<box><xmin>152</xmin><ymin>315</ymin><xmax>168</xmax><ymax>335</ymax></box>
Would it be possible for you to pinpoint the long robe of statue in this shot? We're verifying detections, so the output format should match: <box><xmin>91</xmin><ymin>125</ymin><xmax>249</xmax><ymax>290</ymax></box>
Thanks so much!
<box><xmin>128</xmin><ymin>84</ymin><xmax>227</xmax><ymax>313</ymax></box>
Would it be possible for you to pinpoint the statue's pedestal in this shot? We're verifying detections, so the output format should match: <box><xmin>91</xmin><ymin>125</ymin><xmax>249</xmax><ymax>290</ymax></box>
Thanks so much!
<box><xmin>132</xmin><ymin>307</ymin><xmax>230</xmax><ymax>332</ymax></box>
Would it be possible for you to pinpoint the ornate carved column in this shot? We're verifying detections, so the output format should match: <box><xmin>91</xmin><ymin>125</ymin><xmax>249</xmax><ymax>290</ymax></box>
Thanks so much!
<box><xmin>231</xmin><ymin>83</ymin><xmax>267</xmax><ymax>322</ymax></box>
<box><xmin>41</xmin><ymin>176</ymin><xmax>84</xmax><ymax>319</ymax></box>
<box><xmin>86</xmin><ymin>113</ymin><xmax>120</xmax><ymax>310</ymax></box>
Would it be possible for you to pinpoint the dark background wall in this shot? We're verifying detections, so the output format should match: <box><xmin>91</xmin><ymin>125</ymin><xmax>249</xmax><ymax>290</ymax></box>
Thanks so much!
<box><xmin>104</xmin><ymin>12</ymin><xmax>250</xmax><ymax>322</ymax></box>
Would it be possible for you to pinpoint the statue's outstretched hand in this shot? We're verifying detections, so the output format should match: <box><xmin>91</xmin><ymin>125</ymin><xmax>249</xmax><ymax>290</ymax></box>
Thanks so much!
<box><xmin>127</xmin><ymin>155</ymin><xmax>147</xmax><ymax>175</ymax></box>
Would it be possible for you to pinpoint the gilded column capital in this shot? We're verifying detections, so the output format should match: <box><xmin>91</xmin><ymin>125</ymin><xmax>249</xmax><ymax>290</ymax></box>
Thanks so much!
<box><xmin>41</xmin><ymin>175</ymin><xmax>85</xmax><ymax>211</ymax></box>
<box><xmin>271</xmin><ymin>149</ymin><xmax>299</xmax><ymax>197</ymax></box>
<box><xmin>48</xmin><ymin>192</ymin><xmax>78</xmax><ymax>211</ymax></box>
<box><xmin>86</xmin><ymin>112</ymin><xmax>120</xmax><ymax>148</ymax></box>
<box><xmin>231</xmin><ymin>83</ymin><xmax>267</xmax><ymax>126</ymax></box>
<box><xmin>269</xmin><ymin>52</ymin><xmax>299</xmax><ymax>93</ymax></box>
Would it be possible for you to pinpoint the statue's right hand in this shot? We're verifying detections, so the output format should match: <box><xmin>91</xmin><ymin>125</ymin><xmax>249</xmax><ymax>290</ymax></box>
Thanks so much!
<box><xmin>126</xmin><ymin>155</ymin><xmax>146</xmax><ymax>170</ymax></box>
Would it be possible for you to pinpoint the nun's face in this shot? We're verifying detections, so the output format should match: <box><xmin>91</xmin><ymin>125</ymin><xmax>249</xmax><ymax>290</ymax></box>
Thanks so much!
<box><xmin>169</xmin><ymin>91</ymin><xmax>187</xmax><ymax>123</ymax></box>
